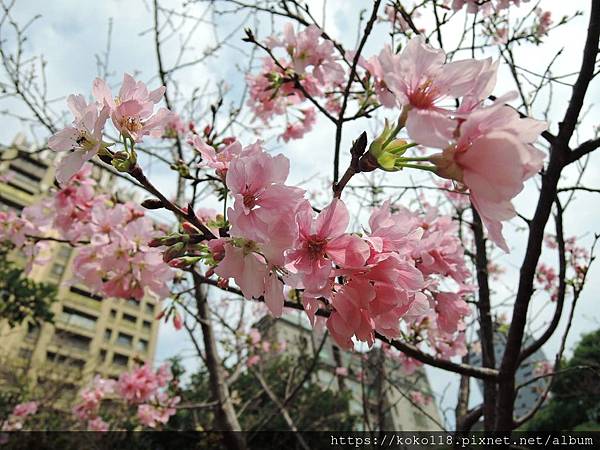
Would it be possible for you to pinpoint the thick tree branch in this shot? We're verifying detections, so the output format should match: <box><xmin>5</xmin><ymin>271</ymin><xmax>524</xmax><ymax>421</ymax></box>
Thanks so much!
<box><xmin>495</xmin><ymin>1</ymin><xmax>600</xmax><ymax>431</ymax></box>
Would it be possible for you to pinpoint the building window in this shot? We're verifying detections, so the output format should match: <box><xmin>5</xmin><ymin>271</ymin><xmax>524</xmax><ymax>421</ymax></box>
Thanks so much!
<box><xmin>26</xmin><ymin>323</ymin><xmax>40</xmax><ymax>340</ymax></box>
<box><xmin>46</xmin><ymin>352</ymin><xmax>85</xmax><ymax>370</ymax></box>
<box><xmin>136</xmin><ymin>339</ymin><xmax>148</xmax><ymax>353</ymax></box>
<box><xmin>104</xmin><ymin>329</ymin><xmax>112</xmax><ymax>342</ymax></box>
<box><xmin>122</xmin><ymin>313</ymin><xmax>137</xmax><ymax>325</ymax></box>
<box><xmin>57</xmin><ymin>246</ymin><xmax>72</xmax><ymax>261</ymax></box>
<box><xmin>109</xmin><ymin>309</ymin><xmax>117</xmax><ymax>320</ymax></box>
<box><xmin>61</xmin><ymin>307</ymin><xmax>97</xmax><ymax>331</ymax></box>
<box><xmin>112</xmin><ymin>353</ymin><xmax>129</xmax><ymax>367</ymax></box>
<box><xmin>70</xmin><ymin>286</ymin><xmax>102</xmax><ymax>301</ymax></box>
<box><xmin>116</xmin><ymin>332</ymin><xmax>133</xmax><ymax>348</ymax></box>
<box><xmin>142</xmin><ymin>320</ymin><xmax>152</xmax><ymax>332</ymax></box>
<box><xmin>145</xmin><ymin>303</ymin><xmax>155</xmax><ymax>316</ymax></box>
<box><xmin>126</xmin><ymin>299</ymin><xmax>139</xmax><ymax>309</ymax></box>
<box><xmin>99</xmin><ymin>349</ymin><xmax>107</xmax><ymax>363</ymax></box>
<box><xmin>50</xmin><ymin>263</ymin><xmax>66</xmax><ymax>278</ymax></box>
<box><xmin>52</xmin><ymin>330</ymin><xmax>92</xmax><ymax>352</ymax></box>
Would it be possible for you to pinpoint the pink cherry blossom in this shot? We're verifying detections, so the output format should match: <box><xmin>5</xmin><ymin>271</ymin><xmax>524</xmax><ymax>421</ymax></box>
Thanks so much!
<box><xmin>226</xmin><ymin>145</ymin><xmax>304</xmax><ymax>243</ymax></box>
<box><xmin>192</xmin><ymin>136</ymin><xmax>243</xmax><ymax>179</ymax></box>
<box><xmin>137</xmin><ymin>395</ymin><xmax>180</xmax><ymax>429</ymax></box>
<box><xmin>93</xmin><ymin>73</ymin><xmax>172</xmax><ymax>142</ymax></box>
<box><xmin>378</xmin><ymin>36</ymin><xmax>495</xmax><ymax>148</ymax></box>
<box><xmin>281</xmin><ymin>108</ymin><xmax>316</xmax><ymax>142</ymax></box>
<box><xmin>117</xmin><ymin>364</ymin><xmax>161</xmax><ymax>403</ymax></box>
<box><xmin>48</xmin><ymin>94</ymin><xmax>109</xmax><ymax>184</ymax></box>
<box><xmin>87</xmin><ymin>417</ymin><xmax>109</xmax><ymax>432</ymax></box>
<box><xmin>452</xmin><ymin>0</ymin><xmax>529</xmax><ymax>14</ymax></box>
<box><xmin>1</xmin><ymin>402</ymin><xmax>38</xmax><ymax>431</ymax></box>
<box><xmin>287</xmin><ymin>199</ymin><xmax>370</xmax><ymax>292</ymax></box>
<box><xmin>12</xmin><ymin>402</ymin><xmax>38</xmax><ymax>418</ymax></box>
<box><xmin>535</xmin><ymin>9</ymin><xmax>553</xmax><ymax>37</ymax></box>
<box><xmin>430</xmin><ymin>103</ymin><xmax>546</xmax><ymax>251</ymax></box>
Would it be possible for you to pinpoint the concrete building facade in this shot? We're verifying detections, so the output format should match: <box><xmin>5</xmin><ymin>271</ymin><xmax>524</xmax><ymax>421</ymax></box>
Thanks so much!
<box><xmin>0</xmin><ymin>137</ymin><xmax>160</xmax><ymax>398</ymax></box>
<box><xmin>256</xmin><ymin>313</ymin><xmax>444</xmax><ymax>431</ymax></box>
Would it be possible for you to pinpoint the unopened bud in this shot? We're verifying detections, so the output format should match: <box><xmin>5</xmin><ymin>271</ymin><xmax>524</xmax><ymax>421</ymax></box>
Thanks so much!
<box><xmin>163</xmin><ymin>241</ymin><xmax>186</xmax><ymax>263</ymax></box>
<box><xmin>168</xmin><ymin>256</ymin><xmax>202</xmax><ymax>268</ymax></box>
<box><xmin>173</xmin><ymin>311</ymin><xmax>183</xmax><ymax>330</ymax></box>
<box><xmin>141</xmin><ymin>198</ymin><xmax>165</xmax><ymax>210</ymax></box>
<box><xmin>181</xmin><ymin>221</ymin><xmax>200</xmax><ymax>235</ymax></box>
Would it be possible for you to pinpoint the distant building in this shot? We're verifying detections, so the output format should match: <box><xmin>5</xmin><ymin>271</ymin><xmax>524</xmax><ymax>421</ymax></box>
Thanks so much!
<box><xmin>469</xmin><ymin>324</ymin><xmax>550</xmax><ymax>421</ymax></box>
<box><xmin>256</xmin><ymin>313</ymin><xmax>443</xmax><ymax>431</ymax></box>
<box><xmin>0</xmin><ymin>136</ymin><xmax>160</xmax><ymax>402</ymax></box>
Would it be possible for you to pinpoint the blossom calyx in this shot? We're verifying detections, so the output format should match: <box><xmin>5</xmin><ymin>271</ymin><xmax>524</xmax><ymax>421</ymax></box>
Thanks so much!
<box><xmin>360</xmin><ymin>118</ymin><xmax>416</xmax><ymax>172</ymax></box>
<box><xmin>429</xmin><ymin>148</ymin><xmax>464</xmax><ymax>182</ymax></box>
<box><xmin>111</xmin><ymin>150</ymin><xmax>137</xmax><ymax>172</ymax></box>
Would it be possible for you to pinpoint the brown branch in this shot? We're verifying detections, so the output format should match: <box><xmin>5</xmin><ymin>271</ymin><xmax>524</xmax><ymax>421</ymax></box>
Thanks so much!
<box><xmin>471</xmin><ymin>206</ymin><xmax>496</xmax><ymax>430</ymax></box>
<box><xmin>333</xmin><ymin>0</ymin><xmax>381</xmax><ymax>183</ymax></box>
<box><xmin>251</xmin><ymin>370</ymin><xmax>310</xmax><ymax>450</ymax></box>
<box><xmin>568</xmin><ymin>137</ymin><xmax>600</xmax><ymax>163</ymax></box>
<box><xmin>494</xmin><ymin>0</ymin><xmax>600</xmax><ymax>431</ymax></box>
<box><xmin>192</xmin><ymin>270</ymin><xmax>245</xmax><ymax>450</ymax></box>
<box><xmin>518</xmin><ymin>197</ymin><xmax>566</xmax><ymax>364</ymax></box>
<box><xmin>195</xmin><ymin>274</ymin><xmax>498</xmax><ymax>380</ymax></box>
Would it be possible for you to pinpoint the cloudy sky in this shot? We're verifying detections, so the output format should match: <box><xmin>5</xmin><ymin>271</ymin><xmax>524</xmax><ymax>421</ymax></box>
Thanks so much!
<box><xmin>1</xmin><ymin>0</ymin><xmax>599</xmax><ymax>426</ymax></box>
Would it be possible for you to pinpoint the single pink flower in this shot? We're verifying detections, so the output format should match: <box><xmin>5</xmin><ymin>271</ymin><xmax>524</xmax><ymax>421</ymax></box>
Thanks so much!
<box><xmin>93</xmin><ymin>73</ymin><xmax>172</xmax><ymax>142</ymax></box>
<box><xmin>88</xmin><ymin>417</ymin><xmax>109</xmax><ymax>432</ymax></box>
<box><xmin>430</xmin><ymin>104</ymin><xmax>546</xmax><ymax>251</ymax></box>
<box><xmin>380</xmin><ymin>36</ymin><xmax>493</xmax><ymax>148</ymax></box>
<box><xmin>48</xmin><ymin>94</ymin><xmax>110</xmax><ymax>184</ymax></box>
<box><xmin>287</xmin><ymin>200</ymin><xmax>370</xmax><ymax>292</ymax></box>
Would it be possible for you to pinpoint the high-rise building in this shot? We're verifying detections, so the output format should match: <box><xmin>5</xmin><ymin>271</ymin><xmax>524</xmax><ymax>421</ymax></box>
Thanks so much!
<box><xmin>256</xmin><ymin>313</ymin><xmax>444</xmax><ymax>431</ymax></box>
<box><xmin>0</xmin><ymin>136</ymin><xmax>160</xmax><ymax>400</ymax></box>
<box><xmin>469</xmin><ymin>324</ymin><xmax>550</xmax><ymax>421</ymax></box>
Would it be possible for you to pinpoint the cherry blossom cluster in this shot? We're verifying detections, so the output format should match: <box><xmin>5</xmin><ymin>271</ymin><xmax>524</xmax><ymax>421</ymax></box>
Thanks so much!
<box><xmin>358</xmin><ymin>36</ymin><xmax>546</xmax><ymax>251</ymax></box>
<box><xmin>409</xmin><ymin>391</ymin><xmax>432</xmax><ymax>407</ymax></box>
<box><xmin>383</xmin><ymin>345</ymin><xmax>424</xmax><ymax>375</ymax></box>
<box><xmin>49</xmin><ymin>74</ymin><xmax>174</xmax><ymax>184</ymax></box>
<box><xmin>245</xmin><ymin>327</ymin><xmax>287</xmax><ymax>368</ymax></box>
<box><xmin>0</xmin><ymin>209</ymin><xmax>48</xmax><ymax>271</ymax></box>
<box><xmin>452</xmin><ymin>0</ymin><xmax>530</xmax><ymax>14</ymax></box>
<box><xmin>2</xmin><ymin>164</ymin><xmax>173</xmax><ymax>301</ymax></box>
<box><xmin>534</xmin><ymin>9</ymin><xmax>553</xmax><ymax>37</ymax></box>
<box><xmin>246</xmin><ymin>24</ymin><xmax>344</xmax><ymax>141</ymax></box>
<box><xmin>536</xmin><ymin>234</ymin><xmax>591</xmax><ymax>300</ymax></box>
<box><xmin>159</xmin><ymin>138</ymin><xmax>472</xmax><ymax>354</ymax></box>
<box><xmin>72</xmin><ymin>363</ymin><xmax>179</xmax><ymax>430</ymax></box>
<box><xmin>1</xmin><ymin>401</ymin><xmax>38</xmax><ymax>431</ymax></box>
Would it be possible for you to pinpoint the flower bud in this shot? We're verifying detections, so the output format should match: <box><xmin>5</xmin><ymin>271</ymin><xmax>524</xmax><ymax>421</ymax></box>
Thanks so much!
<box><xmin>364</xmin><ymin>119</ymin><xmax>418</xmax><ymax>172</ymax></box>
<box><xmin>163</xmin><ymin>241</ymin><xmax>187</xmax><ymax>263</ymax></box>
<box><xmin>141</xmin><ymin>198</ymin><xmax>165</xmax><ymax>210</ymax></box>
<box><xmin>181</xmin><ymin>222</ymin><xmax>200</xmax><ymax>235</ymax></box>
<box><xmin>173</xmin><ymin>311</ymin><xmax>183</xmax><ymax>330</ymax></box>
<box><xmin>168</xmin><ymin>256</ymin><xmax>202</xmax><ymax>268</ymax></box>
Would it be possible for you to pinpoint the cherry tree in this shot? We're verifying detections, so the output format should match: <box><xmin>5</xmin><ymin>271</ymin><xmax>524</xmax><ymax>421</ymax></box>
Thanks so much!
<box><xmin>0</xmin><ymin>0</ymin><xmax>599</xmax><ymax>446</ymax></box>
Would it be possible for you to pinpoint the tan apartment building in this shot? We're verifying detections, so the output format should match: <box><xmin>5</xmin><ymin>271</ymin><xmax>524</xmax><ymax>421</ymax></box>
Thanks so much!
<box><xmin>256</xmin><ymin>313</ymin><xmax>444</xmax><ymax>431</ymax></box>
<box><xmin>0</xmin><ymin>136</ymin><xmax>160</xmax><ymax>399</ymax></box>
